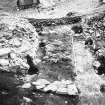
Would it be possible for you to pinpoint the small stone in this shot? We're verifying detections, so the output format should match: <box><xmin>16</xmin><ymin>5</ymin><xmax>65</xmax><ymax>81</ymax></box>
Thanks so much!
<box><xmin>24</xmin><ymin>74</ymin><xmax>37</xmax><ymax>82</ymax></box>
<box><xmin>74</xmin><ymin>34</ymin><xmax>80</xmax><ymax>36</ymax></box>
<box><xmin>21</xmin><ymin>62</ymin><xmax>29</xmax><ymax>68</ymax></box>
<box><xmin>50</xmin><ymin>93</ymin><xmax>53</xmax><ymax>96</ymax></box>
<box><xmin>89</xmin><ymin>29</ymin><xmax>94</xmax><ymax>34</ymax></box>
<box><xmin>36</xmin><ymin>85</ymin><xmax>45</xmax><ymax>89</ymax></box>
<box><xmin>103</xmin><ymin>0</ymin><xmax>105</xmax><ymax>3</ymax></box>
<box><xmin>0</xmin><ymin>48</ymin><xmax>11</xmax><ymax>56</ymax></box>
<box><xmin>56</xmin><ymin>87</ymin><xmax>67</xmax><ymax>94</ymax></box>
<box><xmin>23</xmin><ymin>97</ymin><xmax>32</xmax><ymax>103</ymax></box>
<box><xmin>10</xmin><ymin>53</ymin><xmax>17</xmax><ymax>59</ymax></box>
<box><xmin>67</xmin><ymin>84</ymin><xmax>78</xmax><ymax>95</ymax></box>
<box><xmin>65</xmin><ymin>101</ymin><xmax>68</xmax><ymax>104</ymax></box>
<box><xmin>22</xmin><ymin>83</ymin><xmax>31</xmax><ymax>89</ymax></box>
<box><xmin>32</xmin><ymin>79</ymin><xmax>50</xmax><ymax>86</ymax></box>
<box><xmin>34</xmin><ymin>58</ymin><xmax>41</xmax><ymax>64</ymax></box>
<box><xmin>13</xmin><ymin>38</ymin><xmax>21</xmax><ymax>47</ymax></box>
<box><xmin>17</xmin><ymin>8</ymin><xmax>20</xmax><ymax>11</ymax></box>
<box><xmin>43</xmin><ymin>84</ymin><xmax>57</xmax><ymax>92</ymax></box>
<box><xmin>16</xmin><ymin>39</ymin><xmax>32</xmax><ymax>53</ymax></box>
<box><xmin>1</xmin><ymin>91</ymin><xmax>8</xmax><ymax>95</ymax></box>
<box><xmin>96</xmin><ymin>31</ymin><xmax>101</xmax><ymax>37</ymax></box>
<box><xmin>0</xmin><ymin>59</ymin><xmax>9</xmax><ymax>66</ymax></box>
<box><xmin>93</xmin><ymin>61</ymin><xmax>101</xmax><ymax>68</ymax></box>
<box><xmin>98</xmin><ymin>49</ymin><xmax>103</xmax><ymax>53</ymax></box>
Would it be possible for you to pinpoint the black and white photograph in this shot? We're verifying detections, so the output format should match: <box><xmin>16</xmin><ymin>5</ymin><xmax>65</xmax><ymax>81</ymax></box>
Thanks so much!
<box><xmin>0</xmin><ymin>0</ymin><xmax>105</xmax><ymax>105</ymax></box>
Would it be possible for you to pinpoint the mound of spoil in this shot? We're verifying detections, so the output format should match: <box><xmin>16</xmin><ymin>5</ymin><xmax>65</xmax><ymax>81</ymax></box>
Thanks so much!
<box><xmin>0</xmin><ymin>15</ymin><xmax>39</xmax><ymax>74</ymax></box>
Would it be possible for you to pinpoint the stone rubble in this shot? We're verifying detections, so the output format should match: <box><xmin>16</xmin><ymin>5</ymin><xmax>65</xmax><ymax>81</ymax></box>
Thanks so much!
<box><xmin>31</xmin><ymin>79</ymin><xmax>78</xmax><ymax>95</ymax></box>
<box><xmin>22</xmin><ymin>78</ymin><xmax>78</xmax><ymax>95</ymax></box>
<box><xmin>0</xmin><ymin>15</ymin><xmax>39</xmax><ymax>73</ymax></box>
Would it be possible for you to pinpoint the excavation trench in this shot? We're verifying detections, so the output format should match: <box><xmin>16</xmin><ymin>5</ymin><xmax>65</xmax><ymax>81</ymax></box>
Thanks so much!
<box><xmin>0</xmin><ymin>17</ymin><xmax>80</xmax><ymax>105</ymax></box>
<box><xmin>1</xmin><ymin>7</ymin><xmax>105</xmax><ymax>105</ymax></box>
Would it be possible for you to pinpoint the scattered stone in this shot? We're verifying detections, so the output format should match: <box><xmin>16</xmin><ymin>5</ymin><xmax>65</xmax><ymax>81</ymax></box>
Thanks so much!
<box><xmin>22</xmin><ymin>83</ymin><xmax>31</xmax><ymax>89</ymax></box>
